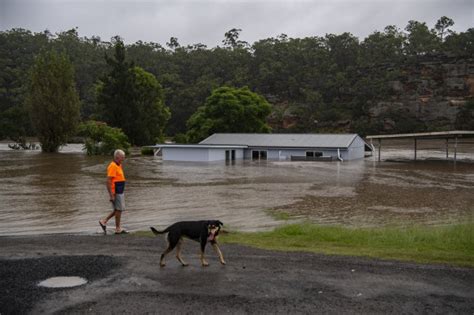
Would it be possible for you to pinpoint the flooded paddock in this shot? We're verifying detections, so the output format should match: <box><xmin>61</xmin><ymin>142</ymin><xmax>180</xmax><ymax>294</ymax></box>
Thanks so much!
<box><xmin>0</xmin><ymin>140</ymin><xmax>473</xmax><ymax>236</ymax></box>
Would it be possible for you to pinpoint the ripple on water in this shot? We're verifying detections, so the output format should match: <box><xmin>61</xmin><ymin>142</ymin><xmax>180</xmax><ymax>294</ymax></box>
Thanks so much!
<box><xmin>0</xmin><ymin>143</ymin><xmax>473</xmax><ymax>235</ymax></box>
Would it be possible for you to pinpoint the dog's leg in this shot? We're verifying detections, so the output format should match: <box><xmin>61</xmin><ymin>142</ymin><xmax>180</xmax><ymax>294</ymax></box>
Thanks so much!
<box><xmin>211</xmin><ymin>242</ymin><xmax>226</xmax><ymax>265</ymax></box>
<box><xmin>176</xmin><ymin>238</ymin><xmax>188</xmax><ymax>266</ymax></box>
<box><xmin>199</xmin><ymin>242</ymin><xmax>209</xmax><ymax>267</ymax></box>
<box><xmin>160</xmin><ymin>235</ymin><xmax>178</xmax><ymax>267</ymax></box>
<box><xmin>160</xmin><ymin>247</ymin><xmax>173</xmax><ymax>267</ymax></box>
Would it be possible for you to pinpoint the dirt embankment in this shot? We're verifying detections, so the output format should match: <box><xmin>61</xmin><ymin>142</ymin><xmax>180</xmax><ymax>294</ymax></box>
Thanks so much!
<box><xmin>1</xmin><ymin>234</ymin><xmax>473</xmax><ymax>314</ymax></box>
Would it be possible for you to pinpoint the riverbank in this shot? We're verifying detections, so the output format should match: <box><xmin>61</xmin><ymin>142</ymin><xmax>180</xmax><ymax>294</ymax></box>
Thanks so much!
<box><xmin>1</xmin><ymin>233</ymin><xmax>473</xmax><ymax>314</ymax></box>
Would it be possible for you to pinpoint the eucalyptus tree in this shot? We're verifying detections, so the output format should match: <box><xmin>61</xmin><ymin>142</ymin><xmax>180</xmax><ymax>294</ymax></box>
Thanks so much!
<box><xmin>435</xmin><ymin>16</ymin><xmax>454</xmax><ymax>42</ymax></box>
<box><xmin>360</xmin><ymin>25</ymin><xmax>405</xmax><ymax>65</ymax></box>
<box><xmin>404</xmin><ymin>20</ymin><xmax>439</xmax><ymax>56</ymax></box>
<box><xmin>27</xmin><ymin>50</ymin><xmax>81</xmax><ymax>152</ymax></box>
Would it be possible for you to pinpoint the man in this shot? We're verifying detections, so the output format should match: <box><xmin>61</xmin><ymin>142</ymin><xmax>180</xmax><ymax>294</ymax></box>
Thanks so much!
<box><xmin>99</xmin><ymin>149</ymin><xmax>128</xmax><ymax>234</ymax></box>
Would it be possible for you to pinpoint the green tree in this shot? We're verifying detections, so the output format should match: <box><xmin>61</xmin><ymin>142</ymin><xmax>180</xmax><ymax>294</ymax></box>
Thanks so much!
<box><xmin>0</xmin><ymin>28</ymin><xmax>49</xmax><ymax>140</ymax></box>
<box><xmin>442</xmin><ymin>28</ymin><xmax>474</xmax><ymax>57</ymax></box>
<box><xmin>222</xmin><ymin>28</ymin><xmax>249</xmax><ymax>49</ymax></box>
<box><xmin>455</xmin><ymin>100</ymin><xmax>474</xmax><ymax>130</ymax></box>
<box><xmin>78</xmin><ymin>120</ymin><xmax>130</xmax><ymax>155</ymax></box>
<box><xmin>98</xmin><ymin>38</ymin><xmax>170</xmax><ymax>145</ymax></box>
<box><xmin>435</xmin><ymin>16</ymin><xmax>454</xmax><ymax>42</ymax></box>
<box><xmin>51</xmin><ymin>28</ymin><xmax>109</xmax><ymax>120</ymax></box>
<box><xmin>404</xmin><ymin>20</ymin><xmax>439</xmax><ymax>55</ymax></box>
<box><xmin>360</xmin><ymin>25</ymin><xmax>405</xmax><ymax>65</ymax></box>
<box><xmin>130</xmin><ymin>66</ymin><xmax>171</xmax><ymax>144</ymax></box>
<box><xmin>27</xmin><ymin>50</ymin><xmax>81</xmax><ymax>152</ymax></box>
<box><xmin>186</xmin><ymin>86</ymin><xmax>271</xmax><ymax>143</ymax></box>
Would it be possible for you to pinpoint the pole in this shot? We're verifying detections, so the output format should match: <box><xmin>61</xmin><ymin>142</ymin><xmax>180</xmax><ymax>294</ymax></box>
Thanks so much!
<box><xmin>446</xmin><ymin>138</ymin><xmax>449</xmax><ymax>159</ymax></box>
<box><xmin>454</xmin><ymin>136</ymin><xmax>457</xmax><ymax>163</ymax></box>
<box><xmin>414</xmin><ymin>138</ymin><xmax>417</xmax><ymax>161</ymax></box>
<box><xmin>378</xmin><ymin>139</ymin><xmax>381</xmax><ymax>162</ymax></box>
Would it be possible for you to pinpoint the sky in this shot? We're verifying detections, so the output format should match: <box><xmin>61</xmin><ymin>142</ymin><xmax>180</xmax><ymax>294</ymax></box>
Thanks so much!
<box><xmin>1</xmin><ymin>0</ymin><xmax>473</xmax><ymax>47</ymax></box>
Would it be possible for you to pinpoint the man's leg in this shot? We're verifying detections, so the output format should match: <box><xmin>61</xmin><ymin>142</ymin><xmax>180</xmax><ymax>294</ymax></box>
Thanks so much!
<box><xmin>101</xmin><ymin>210</ymin><xmax>115</xmax><ymax>225</ymax></box>
<box><xmin>114</xmin><ymin>210</ymin><xmax>122</xmax><ymax>232</ymax></box>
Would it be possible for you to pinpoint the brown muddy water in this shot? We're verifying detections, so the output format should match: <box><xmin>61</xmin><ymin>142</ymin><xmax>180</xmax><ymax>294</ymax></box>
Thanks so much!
<box><xmin>0</xmin><ymin>140</ymin><xmax>473</xmax><ymax>236</ymax></box>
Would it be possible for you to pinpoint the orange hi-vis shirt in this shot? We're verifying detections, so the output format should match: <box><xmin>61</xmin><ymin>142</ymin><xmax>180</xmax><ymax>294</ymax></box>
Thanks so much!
<box><xmin>107</xmin><ymin>161</ymin><xmax>126</xmax><ymax>194</ymax></box>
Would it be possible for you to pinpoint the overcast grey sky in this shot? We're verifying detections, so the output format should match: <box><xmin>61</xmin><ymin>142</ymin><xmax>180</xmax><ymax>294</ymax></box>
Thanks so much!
<box><xmin>1</xmin><ymin>0</ymin><xmax>473</xmax><ymax>47</ymax></box>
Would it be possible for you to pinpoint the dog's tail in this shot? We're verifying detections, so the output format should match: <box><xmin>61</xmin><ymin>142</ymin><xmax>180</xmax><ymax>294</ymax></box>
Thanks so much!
<box><xmin>150</xmin><ymin>226</ymin><xmax>167</xmax><ymax>236</ymax></box>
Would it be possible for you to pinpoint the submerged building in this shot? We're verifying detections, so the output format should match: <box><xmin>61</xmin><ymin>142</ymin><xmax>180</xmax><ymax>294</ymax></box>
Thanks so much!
<box><xmin>150</xmin><ymin>133</ymin><xmax>373</xmax><ymax>162</ymax></box>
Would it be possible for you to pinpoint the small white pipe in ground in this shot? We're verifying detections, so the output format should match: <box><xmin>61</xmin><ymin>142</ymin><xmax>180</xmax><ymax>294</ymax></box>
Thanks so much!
<box><xmin>337</xmin><ymin>148</ymin><xmax>343</xmax><ymax>162</ymax></box>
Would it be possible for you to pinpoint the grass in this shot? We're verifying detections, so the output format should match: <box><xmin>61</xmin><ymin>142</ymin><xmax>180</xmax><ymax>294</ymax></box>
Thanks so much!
<box><xmin>218</xmin><ymin>223</ymin><xmax>474</xmax><ymax>268</ymax></box>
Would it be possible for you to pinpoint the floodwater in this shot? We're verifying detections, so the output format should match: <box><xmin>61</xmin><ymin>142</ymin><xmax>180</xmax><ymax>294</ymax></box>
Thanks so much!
<box><xmin>0</xmin><ymin>140</ymin><xmax>473</xmax><ymax>236</ymax></box>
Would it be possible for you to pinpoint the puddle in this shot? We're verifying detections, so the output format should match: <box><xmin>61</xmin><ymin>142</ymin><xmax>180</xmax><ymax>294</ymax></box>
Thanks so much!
<box><xmin>38</xmin><ymin>276</ymin><xmax>87</xmax><ymax>288</ymax></box>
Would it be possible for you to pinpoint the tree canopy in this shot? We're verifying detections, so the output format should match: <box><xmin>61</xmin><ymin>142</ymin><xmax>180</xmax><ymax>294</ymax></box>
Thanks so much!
<box><xmin>27</xmin><ymin>49</ymin><xmax>81</xmax><ymax>152</ymax></box>
<box><xmin>0</xmin><ymin>16</ymin><xmax>473</xmax><ymax>144</ymax></box>
<box><xmin>97</xmin><ymin>38</ymin><xmax>170</xmax><ymax>145</ymax></box>
<box><xmin>186</xmin><ymin>86</ymin><xmax>272</xmax><ymax>143</ymax></box>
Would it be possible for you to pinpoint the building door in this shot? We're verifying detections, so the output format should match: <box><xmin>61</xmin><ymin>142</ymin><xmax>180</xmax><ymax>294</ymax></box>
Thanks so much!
<box><xmin>252</xmin><ymin>150</ymin><xmax>267</xmax><ymax>160</ymax></box>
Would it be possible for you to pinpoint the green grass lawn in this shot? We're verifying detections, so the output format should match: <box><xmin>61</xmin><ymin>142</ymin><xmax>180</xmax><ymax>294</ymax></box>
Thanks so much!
<box><xmin>135</xmin><ymin>222</ymin><xmax>474</xmax><ymax>267</ymax></box>
<box><xmin>219</xmin><ymin>223</ymin><xmax>474</xmax><ymax>268</ymax></box>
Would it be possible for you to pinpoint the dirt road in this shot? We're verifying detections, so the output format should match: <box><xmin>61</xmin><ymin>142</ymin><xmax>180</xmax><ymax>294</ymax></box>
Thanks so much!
<box><xmin>1</xmin><ymin>234</ymin><xmax>473</xmax><ymax>314</ymax></box>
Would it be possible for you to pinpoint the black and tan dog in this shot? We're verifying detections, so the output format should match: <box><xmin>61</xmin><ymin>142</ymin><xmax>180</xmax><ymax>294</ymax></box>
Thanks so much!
<box><xmin>150</xmin><ymin>220</ymin><xmax>225</xmax><ymax>267</ymax></box>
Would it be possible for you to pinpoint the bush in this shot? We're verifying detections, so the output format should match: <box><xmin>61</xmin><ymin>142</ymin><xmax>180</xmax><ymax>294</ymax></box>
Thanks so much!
<box><xmin>141</xmin><ymin>147</ymin><xmax>154</xmax><ymax>155</ymax></box>
<box><xmin>173</xmin><ymin>133</ymin><xmax>188</xmax><ymax>143</ymax></box>
<box><xmin>78</xmin><ymin>120</ymin><xmax>130</xmax><ymax>155</ymax></box>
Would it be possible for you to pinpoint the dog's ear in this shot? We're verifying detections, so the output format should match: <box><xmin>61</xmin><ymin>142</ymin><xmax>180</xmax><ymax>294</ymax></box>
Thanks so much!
<box><xmin>217</xmin><ymin>220</ymin><xmax>223</xmax><ymax>226</ymax></box>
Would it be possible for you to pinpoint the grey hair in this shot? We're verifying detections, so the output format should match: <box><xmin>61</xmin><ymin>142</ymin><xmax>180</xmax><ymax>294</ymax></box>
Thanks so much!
<box><xmin>114</xmin><ymin>149</ymin><xmax>125</xmax><ymax>159</ymax></box>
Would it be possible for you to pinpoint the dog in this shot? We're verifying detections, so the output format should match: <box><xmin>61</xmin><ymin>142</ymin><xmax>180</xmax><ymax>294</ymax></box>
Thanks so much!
<box><xmin>150</xmin><ymin>220</ymin><xmax>225</xmax><ymax>267</ymax></box>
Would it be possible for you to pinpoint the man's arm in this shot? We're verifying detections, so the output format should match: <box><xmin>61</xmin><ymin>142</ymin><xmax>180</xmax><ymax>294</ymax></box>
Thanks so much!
<box><xmin>107</xmin><ymin>176</ymin><xmax>114</xmax><ymax>201</ymax></box>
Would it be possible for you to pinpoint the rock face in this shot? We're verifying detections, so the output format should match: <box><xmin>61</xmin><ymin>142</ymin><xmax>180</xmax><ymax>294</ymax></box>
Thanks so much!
<box><xmin>269</xmin><ymin>55</ymin><xmax>473</xmax><ymax>132</ymax></box>
<box><xmin>368</xmin><ymin>55</ymin><xmax>474</xmax><ymax>130</ymax></box>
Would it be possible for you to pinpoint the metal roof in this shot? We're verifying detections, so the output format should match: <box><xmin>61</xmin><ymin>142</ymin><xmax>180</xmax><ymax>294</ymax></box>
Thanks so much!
<box><xmin>200</xmin><ymin>133</ymin><xmax>361</xmax><ymax>148</ymax></box>
<box><xmin>366</xmin><ymin>130</ymin><xmax>474</xmax><ymax>140</ymax></box>
<box><xmin>147</xmin><ymin>144</ymin><xmax>247</xmax><ymax>149</ymax></box>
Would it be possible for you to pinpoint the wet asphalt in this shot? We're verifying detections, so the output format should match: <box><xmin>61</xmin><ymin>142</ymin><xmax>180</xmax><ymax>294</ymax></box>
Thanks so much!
<box><xmin>0</xmin><ymin>234</ymin><xmax>473</xmax><ymax>314</ymax></box>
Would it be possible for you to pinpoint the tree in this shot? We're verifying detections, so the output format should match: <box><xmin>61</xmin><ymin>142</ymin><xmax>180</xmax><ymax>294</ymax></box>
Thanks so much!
<box><xmin>360</xmin><ymin>25</ymin><xmax>405</xmax><ymax>65</ymax></box>
<box><xmin>186</xmin><ymin>86</ymin><xmax>271</xmax><ymax>143</ymax></box>
<box><xmin>27</xmin><ymin>50</ymin><xmax>81</xmax><ymax>152</ymax></box>
<box><xmin>0</xmin><ymin>28</ymin><xmax>49</xmax><ymax>140</ymax></box>
<box><xmin>455</xmin><ymin>100</ymin><xmax>474</xmax><ymax>130</ymax></box>
<box><xmin>435</xmin><ymin>16</ymin><xmax>454</xmax><ymax>42</ymax></box>
<box><xmin>97</xmin><ymin>38</ymin><xmax>170</xmax><ymax>145</ymax></box>
<box><xmin>222</xmin><ymin>28</ymin><xmax>249</xmax><ymax>49</ymax></box>
<box><xmin>129</xmin><ymin>66</ymin><xmax>170</xmax><ymax>144</ymax></box>
<box><xmin>51</xmin><ymin>28</ymin><xmax>109</xmax><ymax>120</ymax></box>
<box><xmin>78</xmin><ymin>120</ymin><xmax>130</xmax><ymax>155</ymax></box>
<box><xmin>442</xmin><ymin>28</ymin><xmax>474</xmax><ymax>56</ymax></box>
<box><xmin>404</xmin><ymin>20</ymin><xmax>439</xmax><ymax>55</ymax></box>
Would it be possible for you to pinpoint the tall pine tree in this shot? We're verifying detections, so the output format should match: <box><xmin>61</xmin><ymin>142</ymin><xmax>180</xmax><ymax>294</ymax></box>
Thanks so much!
<box><xmin>97</xmin><ymin>38</ymin><xmax>170</xmax><ymax>145</ymax></box>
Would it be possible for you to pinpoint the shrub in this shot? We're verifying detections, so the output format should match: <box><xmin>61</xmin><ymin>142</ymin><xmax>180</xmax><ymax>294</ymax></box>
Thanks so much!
<box><xmin>141</xmin><ymin>147</ymin><xmax>154</xmax><ymax>155</ymax></box>
<box><xmin>78</xmin><ymin>120</ymin><xmax>130</xmax><ymax>155</ymax></box>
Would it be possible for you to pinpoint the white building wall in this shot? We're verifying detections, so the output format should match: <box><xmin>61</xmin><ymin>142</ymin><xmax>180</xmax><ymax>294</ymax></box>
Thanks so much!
<box><xmin>208</xmin><ymin>148</ymin><xmax>244</xmax><ymax>161</ymax></box>
<box><xmin>246</xmin><ymin>148</ymin><xmax>346</xmax><ymax>160</ymax></box>
<box><xmin>163</xmin><ymin>147</ymin><xmax>244</xmax><ymax>162</ymax></box>
<box><xmin>208</xmin><ymin>149</ymin><xmax>224</xmax><ymax>161</ymax></box>
<box><xmin>162</xmin><ymin>147</ymin><xmax>209</xmax><ymax>161</ymax></box>
<box><xmin>347</xmin><ymin>136</ymin><xmax>366</xmax><ymax>160</ymax></box>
